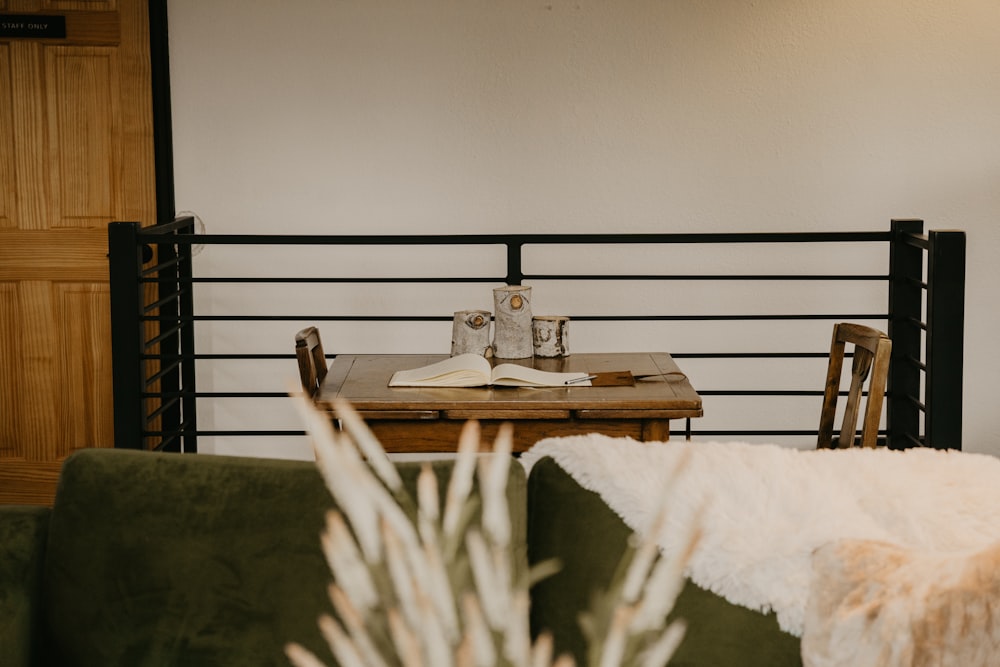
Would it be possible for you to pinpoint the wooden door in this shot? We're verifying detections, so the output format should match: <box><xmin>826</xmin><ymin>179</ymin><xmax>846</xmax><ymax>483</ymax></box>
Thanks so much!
<box><xmin>0</xmin><ymin>0</ymin><xmax>156</xmax><ymax>505</ymax></box>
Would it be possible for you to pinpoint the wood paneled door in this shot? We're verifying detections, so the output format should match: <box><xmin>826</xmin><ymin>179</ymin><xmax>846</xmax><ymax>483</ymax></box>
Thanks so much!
<box><xmin>0</xmin><ymin>0</ymin><xmax>156</xmax><ymax>504</ymax></box>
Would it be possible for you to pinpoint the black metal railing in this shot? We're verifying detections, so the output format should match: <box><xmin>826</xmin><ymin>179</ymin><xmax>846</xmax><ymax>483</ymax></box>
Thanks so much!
<box><xmin>108</xmin><ymin>219</ymin><xmax>964</xmax><ymax>453</ymax></box>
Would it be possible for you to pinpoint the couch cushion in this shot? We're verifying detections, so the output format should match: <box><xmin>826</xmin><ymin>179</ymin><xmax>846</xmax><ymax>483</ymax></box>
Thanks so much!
<box><xmin>41</xmin><ymin>448</ymin><xmax>526</xmax><ymax>666</ymax></box>
<box><xmin>0</xmin><ymin>506</ymin><xmax>50</xmax><ymax>666</ymax></box>
<box><xmin>527</xmin><ymin>455</ymin><xmax>801</xmax><ymax>667</ymax></box>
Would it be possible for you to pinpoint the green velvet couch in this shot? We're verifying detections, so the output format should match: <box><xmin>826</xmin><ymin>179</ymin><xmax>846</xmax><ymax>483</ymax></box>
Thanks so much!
<box><xmin>0</xmin><ymin>448</ymin><xmax>800</xmax><ymax>666</ymax></box>
<box><xmin>527</xmin><ymin>456</ymin><xmax>801</xmax><ymax>667</ymax></box>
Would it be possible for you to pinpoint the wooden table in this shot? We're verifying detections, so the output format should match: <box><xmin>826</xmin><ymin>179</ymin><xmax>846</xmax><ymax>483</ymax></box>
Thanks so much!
<box><xmin>316</xmin><ymin>352</ymin><xmax>702</xmax><ymax>452</ymax></box>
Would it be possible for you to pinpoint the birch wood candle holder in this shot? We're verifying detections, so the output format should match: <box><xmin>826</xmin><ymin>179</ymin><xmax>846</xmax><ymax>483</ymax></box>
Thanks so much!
<box><xmin>492</xmin><ymin>286</ymin><xmax>533</xmax><ymax>359</ymax></box>
<box><xmin>450</xmin><ymin>309</ymin><xmax>492</xmax><ymax>356</ymax></box>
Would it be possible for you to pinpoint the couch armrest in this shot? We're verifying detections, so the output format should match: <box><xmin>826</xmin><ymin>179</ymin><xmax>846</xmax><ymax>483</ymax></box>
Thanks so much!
<box><xmin>0</xmin><ymin>506</ymin><xmax>50</xmax><ymax>667</ymax></box>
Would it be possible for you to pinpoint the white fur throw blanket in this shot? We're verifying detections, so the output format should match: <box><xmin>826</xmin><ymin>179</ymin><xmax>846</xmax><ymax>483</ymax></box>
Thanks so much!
<box><xmin>520</xmin><ymin>435</ymin><xmax>1000</xmax><ymax>638</ymax></box>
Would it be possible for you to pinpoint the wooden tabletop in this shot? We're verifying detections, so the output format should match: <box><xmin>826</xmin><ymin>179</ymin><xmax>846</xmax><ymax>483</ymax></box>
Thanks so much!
<box><xmin>317</xmin><ymin>352</ymin><xmax>703</xmax><ymax>419</ymax></box>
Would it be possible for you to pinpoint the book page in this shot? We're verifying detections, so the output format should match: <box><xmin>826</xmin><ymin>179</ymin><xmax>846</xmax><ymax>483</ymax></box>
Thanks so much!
<box><xmin>491</xmin><ymin>364</ymin><xmax>592</xmax><ymax>387</ymax></box>
<box><xmin>388</xmin><ymin>354</ymin><xmax>492</xmax><ymax>387</ymax></box>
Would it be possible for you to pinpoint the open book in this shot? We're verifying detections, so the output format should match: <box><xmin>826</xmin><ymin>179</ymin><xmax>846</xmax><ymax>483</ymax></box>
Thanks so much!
<box><xmin>388</xmin><ymin>353</ymin><xmax>592</xmax><ymax>388</ymax></box>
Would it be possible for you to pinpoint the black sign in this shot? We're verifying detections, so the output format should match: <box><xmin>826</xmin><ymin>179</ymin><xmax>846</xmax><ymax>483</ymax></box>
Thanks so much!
<box><xmin>0</xmin><ymin>15</ymin><xmax>67</xmax><ymax>39</ymax></box>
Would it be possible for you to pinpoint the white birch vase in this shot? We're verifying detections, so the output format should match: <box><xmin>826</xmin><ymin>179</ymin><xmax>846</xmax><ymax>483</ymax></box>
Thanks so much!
<box><xmin>450</xmin><ymin>310</ymin><xmax>492</xmax><ymax>356</ymax></box>
<box><xmin>532</xmin><ymin>316</ymin><xmax>570</xmax><ymax>357</ymax></box>
<box><xmin>492</xmin><ymin>286</ymin><xmax>533</xmax><ymax>359</ymax></box>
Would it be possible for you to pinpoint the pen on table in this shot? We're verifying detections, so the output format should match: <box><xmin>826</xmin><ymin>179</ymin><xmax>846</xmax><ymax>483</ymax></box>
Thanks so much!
<box><xmin>565</xmin><ymin>375</ymin><xmax>597</xmax><ymax>385</ymax></box>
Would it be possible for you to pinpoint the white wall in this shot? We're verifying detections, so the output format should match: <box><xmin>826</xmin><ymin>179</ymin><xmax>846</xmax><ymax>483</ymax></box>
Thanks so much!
<box><xmin>167</xmin><ymin>0</ymin><xmax>1000</xmax><ymax>457</ymax></box>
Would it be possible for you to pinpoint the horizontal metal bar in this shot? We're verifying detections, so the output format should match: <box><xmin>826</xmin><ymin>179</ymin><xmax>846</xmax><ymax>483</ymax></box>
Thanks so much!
<box><xmin>146</xmin><ymin>359</ymin><xmax>182</xmax><ymax>386</ymax></box>
<box><xmin>684</xmin><ymin>429</ymin><xmax>887</xmax><ymax>437</ymax></box>
<box><xmin>143</xmin><ymin>391</ymin><xmax>290</xmax><ymax>399</ymax></box>
<box><xmin>697</xmin><ymin>389</ymin><xmax>876</xmax><ymax>397</ymax></box>
<box><xmin>145</xmin><ymin>429</ymin><xmax>308</xmax><ymax>437</ymax></box>
<box><xmin>695</xmin><ymin>390</ymin><xmax>829</xmax><ymax>397</ymax></box>
<box><xmin>151</xmin><ymin>435</ymin><xmax>182</xmax><ymax>452</ymax></box>
<box><xmin>140</xmin><ymin>350</ymin><xmax>869</xmax><ymax>365</ymax></box>
<box><xmin>686</xmin><ymin>351</ymin><xmax>868</xmax><ymax>358</ymax></box>
<box><xmin>141</xmin><ymin>255</ymin><xmax>181</xmax><ymax>277</ymax></box>
<box><xmin>672</xmin><ymin>352</ymin><xmax>829</xmax><ymax>359</ymax></box>
<box><xmin>145</xmin><ymin>314</ymin><xmax>453</xmax><ymax>322</ymax></box>
<box><xmin>146</xmin><ymin>395</ymin><xmax>181</xmax><ymax>422</ymax></box>
<box><xmin>527</xmin><ymin>274</ymin><xmax>890</xmax><ymax>282</ymax></box>
<box><xmin>900</xmin><ymin>232</ymin><xmax>931</xmax><ymax>250</ymax></box>
<box><xmin>145</xmin><ymin>323</ymin><xmax>185</xmax><ymax>348</ymax></box>
<box><xmin>682</xmin><ymin>430</ymin><xmax>822</xmax><ymax>437</ymax></box>
<box><xmin>157</xmin><ymin>276</ymin><xmax>505</xmax><ymax>285</ymax></box>
<box><xmin>141</xmin><ymin>273</ymin><xmax>890</xmax><ymax>285</ymax></box>
<box><xmin>139</xmin><ymin>313</ymin><xmax>890</xmax><ymax>323</ymax></box>
<box><xmin>144</xmin><ymin>351</ymin><xmax>833</xmax><ymax>362</ymax></box>
<box><xmin>139</xmin><ymin>216</ymin><xmax>198</xmax><ymax>235</ymax></box>
<box><xmin>902</xmin><ymin>276</ymin><xmax>927</xmax><ymax>290</ymax></box>
<box><xmin>900</xmin><ymin>354</ymin><xmax>927</xmax><ymax>372</ymax></box>
<box><xmin>145</xmin><ymin>388</ymin><xmax>869</xmax><ymax>399</ymax></box>
<box><xmin>136</xmin><ymin>230</ymin><xmax>893</xmax><ymax>246</ymax></box>
<box><xmin>143</xmin><ymin>290</ymin><xmax>182</xmax><ymax>314</ymax></box>
<box><xmin>143</xmin><ymin>353</ymin><xmax>296</xmax><ymax>361</ymax></box>
<box><xmin>897</xmin><ymin>316</ymin><xmax>928</xmax><ymax>330</ymax></box>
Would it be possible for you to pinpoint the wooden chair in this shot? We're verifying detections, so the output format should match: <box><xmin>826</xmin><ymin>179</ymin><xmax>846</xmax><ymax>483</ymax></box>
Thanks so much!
<box><xmin>295</xmin><ymin>326</ymin><xmax>328</xmax><ymax>398</ymax></box>
<box><xmin>817</xmin><ymin>323</ymin><xmax>892</xmax><ymax>449</ymax></box>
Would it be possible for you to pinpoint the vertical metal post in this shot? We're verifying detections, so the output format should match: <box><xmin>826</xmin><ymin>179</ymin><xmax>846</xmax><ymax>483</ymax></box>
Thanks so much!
<box><xmin>177</xmin><ymin>227</ymin><xmax>199</xmax><ymax>453</ymax></box>
<box><xmin>109</xmin><ymin>222</ymin><xmax>146</xmax><ymax>449</ymax></box>
<box><xmin>148</xmin><ymin>0</ymin><xmax>176</xmax><ymax>226</ymax></box>
<box><xmin>887</xmin><ymin>220</ymin><xmax>924</xmax><ymax>449</ymax></box>
<box><xmin>153</xmin><ymin>235</ymin><xmax>182</xmax><ymax>453</ymax></box>
<box><xmin>925</xmin><ymin>230</ymin><xmax>965</xmax><ymax>450</ymax></box>
<box><xmin>505</xmin><ymin>240</ymin><xmax>524</xmax><ymax>285</ymax></box>
<box><xmin>149</xmin><ymin>218</ymin><xmax>198</xmax><ymax>453</ymax></box>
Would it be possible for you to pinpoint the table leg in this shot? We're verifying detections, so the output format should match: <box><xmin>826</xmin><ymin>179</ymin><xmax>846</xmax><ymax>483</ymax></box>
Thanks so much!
<box><xmin>641</xmin><ymin>419</ymin><xmax>671</xmax><ymax>442</ymax></box>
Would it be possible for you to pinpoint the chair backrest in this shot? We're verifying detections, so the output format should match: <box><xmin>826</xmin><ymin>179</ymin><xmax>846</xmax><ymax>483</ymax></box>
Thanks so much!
<box><xmin>817</xmin><ymin>322</ymin><xmax>892</xmax><ymax>449</ymax></box>
<box><xmin>294</xmin><ymin>326</ymin><xmax>328</xmax><ymax>397</ymax></box>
